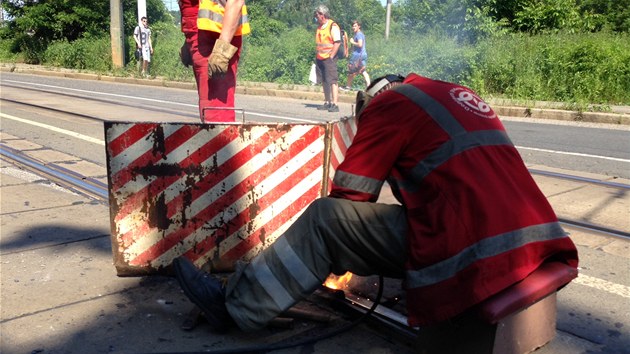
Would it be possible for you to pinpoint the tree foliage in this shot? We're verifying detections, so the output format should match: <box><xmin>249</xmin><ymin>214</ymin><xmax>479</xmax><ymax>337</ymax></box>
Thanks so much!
<box><xmin>394</xmin><ymin>0</ymin><xmax>629</xmax><ymax>40</ymax></box>
<box><xmin>2</xmin><ymin>0</ymin><xmax>627</xmax><ymax>51</ymax></box>
<box><xmin>0</xmin><ymin>0</ymin><xmax>169</xmax><ymax>63</ymax></box>
<box><xmin>246</xmin><ymin>0</ymin><xmax>385</xmax><ymax>35</ymax></box>
<box><xmin>512</xmin><ymin>0</ymin><xmax>593</xmax><ymax>33</ymax></box>
<box><xmin>580</xmin><ymin>0</ymin><xmax>630</xmax><ymax>32</ymax></box>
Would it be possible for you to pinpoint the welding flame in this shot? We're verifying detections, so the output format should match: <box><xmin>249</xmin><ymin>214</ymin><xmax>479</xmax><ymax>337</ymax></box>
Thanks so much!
<box><xmin>324</xmin><ymin>272</ymin><xmax>353</xmax><ymax>290</ymax></box>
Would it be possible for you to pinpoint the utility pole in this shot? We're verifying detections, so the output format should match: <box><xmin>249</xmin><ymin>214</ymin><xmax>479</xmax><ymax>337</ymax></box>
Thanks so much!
<box><xmin>137</xmin><ymin>0</ymin><xmax>147</xmax><ymax>26</ymax></box>
<box><xmin>385</xmin><ymin>0</ymin><xmax>392</xmax><ymax>40</ymax></box>
<box><xmin>110</xmin><ymin>0</ymin><xmax>125</xmax><ymax>68</ymax></box>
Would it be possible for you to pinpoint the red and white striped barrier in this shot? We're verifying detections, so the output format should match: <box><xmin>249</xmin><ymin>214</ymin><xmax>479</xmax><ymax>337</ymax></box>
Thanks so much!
<box><xmin>105</xmin><ymin>119</ymin><xmax>356</xmax><ymax>276</ymax></box>
<box><xmin>327</xmin><ymin>116</ymin><xmax>358</xmax><ymax>193</ymax></box>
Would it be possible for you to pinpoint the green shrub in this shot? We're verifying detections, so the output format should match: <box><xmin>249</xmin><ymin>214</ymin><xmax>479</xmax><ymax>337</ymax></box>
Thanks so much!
<box><xmin>239</xmin><ymin>27</ymin><xmax>314</xmax><ymax>84</ymax></box>
<box><xmin>7</xmin><ymin>19</ymin><xmax>629</xmax><ymax>106</ymax></box>
<box><xmin>0</xmin><ymin>39</ymin><xmax>20</xmax><ymax>62</ymax></box>
<box><xmin>367</xmin><ymin>32</ymin><xmax>477</xmax><ymax>84</ymax></box>
<box><xmin>43</xmin><ymin>35</ymin><xmax>112</xmax><ymax>72</ymax></box>
<box><xmin>473</xmin><ymin>34</ymin><xmax>547</xmax><ymax>98</ymax></box>
<box><xmin>43</xmin><ymin>40</ymin><xmax>75</xmax><ymax>67</ymax></box>
<box><xmin>142</xmin><ymin>22</ymin><xmax>194</xmax><ymax>81</ymax></box>
<box><xmin>11</xmin><ymin>33</ymin><xmax>47</xmax><ymax>64</ymax></box>
<box><xmin>473</xmin><ymin>31</ymin><xmax>630</xmax><ymax>104</ymax></box>
<box><xmin>548</xmin><ymin>33</ymin><xmax>630</xmax><ymax>104</ymax></box>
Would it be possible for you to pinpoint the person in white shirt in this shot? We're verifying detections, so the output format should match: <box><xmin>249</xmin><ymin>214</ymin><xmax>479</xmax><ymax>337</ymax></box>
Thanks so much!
<box><xmin>134</xmin><ymin>17</ymin><xmax>154</xmax><ymax>77</ymax></box>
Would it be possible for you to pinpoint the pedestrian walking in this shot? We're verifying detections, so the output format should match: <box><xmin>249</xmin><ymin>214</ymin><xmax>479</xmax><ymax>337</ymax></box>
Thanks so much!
<box><xmin>344</xmin><ymin>20</ymin><xmax>370</xmax><ymax>90</ymax></box>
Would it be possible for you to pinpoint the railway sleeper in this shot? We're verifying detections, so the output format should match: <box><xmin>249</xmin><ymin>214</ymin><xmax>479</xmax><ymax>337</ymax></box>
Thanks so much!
<box><xmin>415</xmin><ymin>261</ymin><xmax>578</xmax><ymax>354</ymax></box>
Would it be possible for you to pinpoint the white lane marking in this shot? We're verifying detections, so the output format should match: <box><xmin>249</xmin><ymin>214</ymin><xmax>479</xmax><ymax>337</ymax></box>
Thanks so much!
<box><xmin>4</xmin><ymin>79</ymin><xmax>197</xmax><ymax>108</ymax></box>
<box><xmin>3</xmin><ymin>80</ymin><xmax>627</xmax><ymax>157</ymax></box>
<box><xmin>0</xmin><ymin>113</ymin><xmax>105</xmax><ymax>146</ymax></box>
<box><xmin>516</xmin><ymin>146</ymin><xmax>630</xmax><ymax>163</ymax></box>
<box><xmin>574</xmin><ymin>273</ymin><xmax>630</xmax><ymax>299</ymax></box>
<box><xmin>4</xmin><ymin>79</ymin><xmax>325</xmax><ymax>122</ymax></box>
<box><xmin>246</xmin><ymin>111</ymin><xmax>323</xmax><ymax>123</ymax></box>
<box><xmin>3</xmin><ymin>110</ymin><xmax>627</xmax><ymax>163</ymax></box>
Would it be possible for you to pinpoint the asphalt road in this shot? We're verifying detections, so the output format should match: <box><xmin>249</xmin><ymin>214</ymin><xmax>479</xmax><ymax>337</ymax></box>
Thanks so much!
<box><xmin>1</xmin><ymin>71</ymin><xmax>629</xmax><ymax>354</ymax></box>
<box><xmin>2</xmin><ymin>72</ymin><xmax>628</xmax><ymax>180</ymax></box>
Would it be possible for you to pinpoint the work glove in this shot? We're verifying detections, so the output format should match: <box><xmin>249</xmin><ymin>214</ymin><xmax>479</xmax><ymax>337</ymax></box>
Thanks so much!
<box><xmin>179</xmin><ymin>42</ymin><xmax>192</xmax><ymax>68</ymax></box>
<box><xmin>208</xmin><ymin>39</ymin><xmax>238</xmax><ymax>77</ymax></box>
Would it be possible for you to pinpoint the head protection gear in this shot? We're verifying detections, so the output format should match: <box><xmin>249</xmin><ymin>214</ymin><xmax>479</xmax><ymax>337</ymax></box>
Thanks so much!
<box><xmin>355</xmin><ymin>74</ymin><xmax>405</xmax><ymax>118</ymax></box>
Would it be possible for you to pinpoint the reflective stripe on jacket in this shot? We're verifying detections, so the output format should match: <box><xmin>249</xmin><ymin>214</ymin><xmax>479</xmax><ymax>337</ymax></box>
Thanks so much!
<box><xmin>198</xmin><ymin>0</ymin><xmax>251</xmax><ymax>35</ymax></box>
<box><xmin>316</xmin><ymin>20</ymin><xmax>338</xmax><ymax>60</ymax></box>
<box><xmin>330</xmin><ymin>73</ymin><xmax>578</xmax><ymax>326</ymax></box>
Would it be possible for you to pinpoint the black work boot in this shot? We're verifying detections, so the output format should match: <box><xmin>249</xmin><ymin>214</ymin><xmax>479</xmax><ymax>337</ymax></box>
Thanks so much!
<box><xmin>317</xmin><ymin>102</ymin><xmax>331</xmax><ymax>110</ymax></box>
<box><xmin>173</xmin><ymin>257</ymin><xmax>234</xmax><ymax>332</ymax></box>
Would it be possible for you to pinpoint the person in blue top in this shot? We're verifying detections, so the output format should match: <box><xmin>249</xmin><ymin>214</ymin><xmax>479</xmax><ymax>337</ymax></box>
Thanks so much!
<box><xmin>344</xmin><ymin>20</ymin><xmax>370</xmax><ymax>90</ymax></box>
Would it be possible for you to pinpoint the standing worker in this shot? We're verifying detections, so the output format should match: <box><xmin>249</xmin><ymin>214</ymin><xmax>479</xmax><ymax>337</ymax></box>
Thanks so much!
<box><xmin>134</xmin><ymin>17</ymin><xmax>153</xmax><ymax>77</ymax></box>
<box><xmin>177</xmin><ymin>0</ymin><xmax>198</xmax><ymax>70</ymax></box>
<box><xmin>314</xmin><ymin>5</ymin><xmax>341</xmax><ymax>113</ymax></box>
<box><xmin>179</xmin><ymin>0</ymin><xmax>250</xmax><ymax>122</ymax></box>
<box><xmin>344</xmin><ymin>20</ymin><xmax>370</xmax><ymax>90</ymax></box>
<box><xmin>172</xmin><ymin>73</ymin><xmax>578</xmax><ymax>332</ymax></box>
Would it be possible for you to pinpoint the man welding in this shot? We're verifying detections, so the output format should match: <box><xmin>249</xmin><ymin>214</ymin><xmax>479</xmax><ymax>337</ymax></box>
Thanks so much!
<box><xmin>173</xmin><ymin>73</ymin><xmax>579</xmax><ymax>331</ymax></box>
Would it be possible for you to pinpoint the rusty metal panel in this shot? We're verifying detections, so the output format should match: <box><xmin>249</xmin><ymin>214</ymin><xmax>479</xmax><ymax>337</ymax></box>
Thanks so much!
<box><xmin>105</xmin><ymin>122</ymin><xmax>331</xmax><ymax>276</ymax></box>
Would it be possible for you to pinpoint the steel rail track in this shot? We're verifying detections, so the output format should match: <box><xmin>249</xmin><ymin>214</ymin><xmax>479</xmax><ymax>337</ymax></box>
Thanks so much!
<box><xmin>0</xmin><ymin>84</ymin><xmax>199</xmax><ymax>121</ymax></box>
<box><xmin>1</xmin><ymin>85</ymin><xmax>324</xmax><ymax>124</ymax></box>
<box><xmin>1</xmin><ymin>97</ymin><xmax>115</xmax><ymax>122</ymax></box>
<box><xmin>529</xmin><ymin>168</ymin><xmax>630</xmax><ymax>190</ymax></box>
<box><xmin>2</xmin><ymin>141</ymin><xmax>629</xmax><ymax>341</ymax></box>
<box><xmin>528</xmin><ymin>168</ymin><xmax>630</xmax><ymax>238</ymax></box>
<box><xmin>0</xmin><ymin>144</ymin><xmax>108</xmax><ymax>203</ymax></box>
<box><xmin>2</xmin><ymin>142</ymin><xmax>628</xmax><ymax>238</ymax></box>
<box><xmin>560</xmin><ymin>218</ymin><xmax>630</xmax><ymax>239</ymax></box>
<box><xmin>3</xmin><ymin>77</ymin><xmax>628</xmax><ymax>351</ymax></box>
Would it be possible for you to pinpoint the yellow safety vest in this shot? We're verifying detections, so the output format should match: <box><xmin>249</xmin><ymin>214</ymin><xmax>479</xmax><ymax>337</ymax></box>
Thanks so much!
<box><xmin>198</xmin><ymin>0</ymin><xmax>251</xmax><ymax>35</ymax></box>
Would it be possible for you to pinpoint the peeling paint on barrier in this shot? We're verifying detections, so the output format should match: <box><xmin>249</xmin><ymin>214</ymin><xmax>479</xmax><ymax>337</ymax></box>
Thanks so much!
<box><xmin>105</xmin><ymin>119</ymin><xmax>356</xmax><ymax>276</ymax></box>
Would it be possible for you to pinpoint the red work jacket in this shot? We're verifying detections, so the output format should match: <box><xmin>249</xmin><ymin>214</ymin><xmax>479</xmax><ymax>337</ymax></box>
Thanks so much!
<box><xmin>329</xmin><ymin>73</ymin><xmax>578</xmax><ymax>326</ymax></box>
<box><xmin>178</xmin><ymin>0</ymin><xmax>199</xmax><ymax>34</ymax></box>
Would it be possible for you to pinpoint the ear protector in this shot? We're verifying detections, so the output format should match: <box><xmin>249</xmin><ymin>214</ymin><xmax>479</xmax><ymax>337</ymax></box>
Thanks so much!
<box><xmin>366</xmin><ymin>74</ymin><xmax>405</xmax><ymax>97</ymax></box>
<box><xmin>355</xmin><ymin>74</ymin><xmax>405</xmax><ymax>118</ymax></box>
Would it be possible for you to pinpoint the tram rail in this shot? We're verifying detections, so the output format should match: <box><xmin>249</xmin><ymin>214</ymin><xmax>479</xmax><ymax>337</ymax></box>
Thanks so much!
<box><xmin>2</xmin><ymin>92</ymin><xmax>629</xmax><ymax>331</ymax></box>
<box><xmin>1</xmin><ymin>133</ymin><xmax>629</xmax><ymax>348</ymax></box>
<box><xmin>0</xmin><ymin>85</ymin><xmax>317</xmax><ymax>124</ymax></box>
<box><xmin>530</xmin><ymin>168</ymin><xmax>630</xmax><ymax>190</ymax></box>
<box><xmin>2</xmin><ymin>143</ymin><xmax>628</xmax><ymax>240</ymax></box>
<box><xmin>0</xmin><ymin>144</ymin><xmax>108</xmax><ymax>202</ymax></box>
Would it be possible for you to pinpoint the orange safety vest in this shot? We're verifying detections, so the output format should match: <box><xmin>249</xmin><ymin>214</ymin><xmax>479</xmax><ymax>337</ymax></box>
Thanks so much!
<box><xmin>316</xmin><ymin>20</ymin><xmax>339</xmax><ymax>60</ymax></box>
<box><xmin>198</xmin><ymin>0</ymin><xmax>251</xmax><ymax>36</ymax></box>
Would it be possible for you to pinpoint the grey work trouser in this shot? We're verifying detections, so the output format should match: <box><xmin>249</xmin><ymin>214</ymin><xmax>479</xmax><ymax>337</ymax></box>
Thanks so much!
<box><xmin>224</xmin><ymin>197</ymin><xmax>408</xmax><ymax>331</ymax></box>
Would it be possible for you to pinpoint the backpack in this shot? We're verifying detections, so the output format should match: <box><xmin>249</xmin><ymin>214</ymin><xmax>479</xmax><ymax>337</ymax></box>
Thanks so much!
<box><xmin>331</xmin><ymin>22</ymin><xmax>348</xmax><ymax>59</ymax></box>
